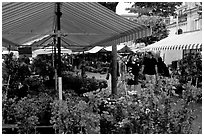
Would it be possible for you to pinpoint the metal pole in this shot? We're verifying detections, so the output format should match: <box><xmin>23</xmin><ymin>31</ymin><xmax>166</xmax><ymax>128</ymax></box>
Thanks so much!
<box><xmin>56</xmin><ymin>2</ymin><xmax>62</xmax><ymax>100</ymax></box>
<box><xmin>53</xmin><ymin>33</ymin><xmax>57</xmax><ymax>69</ymax></box>
<box><xmin>52</xmin><ymin>43</ymin><xmax>54</xmax><ymax>67</ymax></box>
<box><xmin>111</xmin><ymin>44</ymin><xmax>117</xmax><ymax>96</ymax></box>
<box><xmin>53</xmin><ymin>34</ymin><xmax>58</xmax><ymax>92</ymax></box>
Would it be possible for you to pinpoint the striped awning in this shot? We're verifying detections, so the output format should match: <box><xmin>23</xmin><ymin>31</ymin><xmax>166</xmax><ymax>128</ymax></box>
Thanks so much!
<box><xmin>32</xmin><ymin>46</ymin><xmax>72</xmax><ymax>57</ymax></box>
<box><xmin>30</xmin><ymin>35</ymin><xmax>90</xmax><ymax>52</ymax></box>
<box><xmin>104</xmin><ymin>44</ymin><xmax>126</xmax><ymax>52</ymax></box>
<box><xmin>84</xmin><ymin>46</ymin><xmax>104</xmax><ymax>54</ymax></box>
<box><xmin>2</xmin><ymin>2</ymin><xmax>151</xmax><ymax>52</ymax></box>
<box><xmin>2</xmin><ymin>38</ymin><xmax>18</xmax><ymax>50</ymax></box>
<box><xmin>142</xmin><ymin>30</ymin><xmax>202</xmax><ymax>51</ymax></box>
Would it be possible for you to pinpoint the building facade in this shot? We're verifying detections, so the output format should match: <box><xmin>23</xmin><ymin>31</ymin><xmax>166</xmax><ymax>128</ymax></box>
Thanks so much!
<box><xmin>161</xmin><ymin>2</ymin><xmax>202</xmax><ymax>65</ymax></box>
<box><xmin>166</xmin><ymin>2</ymin><xmax>202</xmax><ymax>36</ymax></box>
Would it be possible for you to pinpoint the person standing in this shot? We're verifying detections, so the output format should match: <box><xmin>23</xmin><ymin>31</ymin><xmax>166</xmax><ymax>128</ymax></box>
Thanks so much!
<box><xmin>118</xmin><ymin>56</ymin><xmax>126</xmax><ymax>83</ymax></box>
<box><xmin>81</xmin><ymin>60</ymin><xmax>86</xmax><ymax>78</ymax></box>
<box><xmin>157</xmin><ymin>57</ymin><xmax>170</xmax><ymax>78</ymax></box>
<box><xmin>127</xmin><ymin>55</ymin><xmax>140</xmax><ymax>91</ymax></box>
<box><xmin>141</xmin><ymin>51</ymin><xmax>158</xmax><ymax>84</ymax></box>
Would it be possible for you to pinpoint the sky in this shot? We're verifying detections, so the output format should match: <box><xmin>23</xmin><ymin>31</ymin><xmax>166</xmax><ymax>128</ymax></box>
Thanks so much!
<box><xmin>116</xmin><ymin>2</ymin><xmax>135</xmax><ymax>15</ymax></box>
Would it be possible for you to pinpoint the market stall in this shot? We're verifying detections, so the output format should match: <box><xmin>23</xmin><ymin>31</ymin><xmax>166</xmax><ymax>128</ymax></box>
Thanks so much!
<box><xmin>2</xmin><ymin>2</ymin><xmax>151</xmax><ymax>97</ymax></box>
<box><xmin>141</xmin><ymin>30</ymin><xmax>202</xmax><ymax>64</ymax></box>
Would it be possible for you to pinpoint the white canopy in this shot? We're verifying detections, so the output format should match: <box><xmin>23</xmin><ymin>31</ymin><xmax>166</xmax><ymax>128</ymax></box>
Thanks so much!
<box><xmin>142</xmin><ymin>30</ymin><xmax>202</xmax><ymax>51</ymax></box>
<box><xmin>83</xmin><ymin>43</ymin><xmax>134</xmax><ymax>53</ymax></box>
<box><xmin>2</xmin><ymin>46</ymin><xmax>19</xmax><ymax>57</ymax></box>
<box><xmin>2</xmin><ymin>50</ymin><xmax>19</xmax><ymax>56</ymax></box>
<box><xmin>32</xmin><ymin>46</ymin><xmax>72</xmax><ymax>57</ymax></box>
<box><xmin>104</xmin><ymin>44</ymin><xmax>126</xmax><ymax>51</ymax></box>
<box><xmin>2</xmin><ymin>2</ymin><xmax>151</xmax><ymax>52</ymax></box>
<box><xmin>84</xmin><ymin>46</ymin><xmax>104</xmax><ymax>54</ymax></box>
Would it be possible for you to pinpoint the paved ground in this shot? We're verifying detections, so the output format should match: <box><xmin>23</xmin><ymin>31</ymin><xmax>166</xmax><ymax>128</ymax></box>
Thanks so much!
<box><xmin>86</xmin><ymin>71</ymin><xmax>202</xmax><ymax>134</ymax></box>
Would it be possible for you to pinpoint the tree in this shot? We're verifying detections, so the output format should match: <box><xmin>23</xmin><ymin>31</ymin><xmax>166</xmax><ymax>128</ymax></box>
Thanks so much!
<box><xmin>195</xmin><ymin>2</ymin><xmax>202</xmax><ymax>18</ymax></box>
<box><xmin>133</xmin><ymin>15</ymin><xmax>169</xmax><ymax>45</ymax></box>
<box><xmin>126</xmin><ymin>2</ymin><xmax>182</xmax><ymax>17</ymax></box>
<box><xmin>126</xmin><ymin>2</ymin><xmax>182</xmax><ymax>46</ymax></box>
<box><xmin>99</xmin><ymin>2</ymin><xmax>119</xmax><ymax>12</ymax></box>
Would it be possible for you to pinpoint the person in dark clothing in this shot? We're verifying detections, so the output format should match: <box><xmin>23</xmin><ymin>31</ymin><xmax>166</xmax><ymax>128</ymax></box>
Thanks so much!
<box><xmin>157</xmin><ymin>57</ymin><xmax>170</xmax><ymax>78</ymax></box>
<box><xmin>126</xmin><ymin>55</ymin><xmax>133</xmax><ymax>72</ymax></box>
<box><xmin>127</xmin><ymin>55</ymin><xmax>140</xmax><ymax>91</ymax></box>
<box><xmin>141</xmin><ymin>51</ymin><xmax>158</xmax><ymax>84</ymax></box>
<box><xmin>18</xmin><ymin>57</ymin><xmax>31</xmax><ymax>81</ymax></box>
<box><xmin>81</xmin><ymin>60</ymin><xmax>86</xmax><ymax>78</ymax></box>
<box><xmin>157</xmin><ymin>57</ymin><xmax>164</xmax><ymax>75</ymax></box>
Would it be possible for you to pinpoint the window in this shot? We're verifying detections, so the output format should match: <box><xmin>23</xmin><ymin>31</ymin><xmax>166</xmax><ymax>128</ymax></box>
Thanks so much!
<box><xmin>164</xmin><ymin>18</ymin><xmax>170</xmax><ymax>24</ymax></box>
<box><xmin>194</xmin><ymin>19</ymin><xmax>200</xmax><ymax>30</ymax></box>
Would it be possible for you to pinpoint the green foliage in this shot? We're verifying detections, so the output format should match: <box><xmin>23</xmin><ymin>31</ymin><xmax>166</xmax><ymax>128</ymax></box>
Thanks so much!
<box><xmin>3</xmin><ymin>51</ymin><xmax>200</xmax><ymax>134</ymax></box>
<box><xmin>13</xmin><ymin>97</ymin><xmax>40</xmax><ymax>133</ymax></box>
<box><xmin>177</xmin><ymin>52</ymin><xmax>202</xmax><ymax>87</ymax></box>
<box><xmin>133</xmin><ymin>15</ymin><xmax>169</xmax><ymax>45</ymax></box>
<box><xmin>2</xmin><ymin>54</ymin><xmax>18</xmax><ymax>83</ymax></box>
<box><xmin>127</xmin><ymin>2</ymin><xmax>182</xmax><ymax>17</ymax></box>
<box><xmin>62</xmin><ymin>71</ymin><xmax>108</xmax><ymax>94</ymax></box>
<box><xmin>2</xmin><ymin>93</ymin><xmax>54</xmax><ymax>133</ymax></box>
<box><xmin>3</xmin><ymin>77</ymin><xmax>199</xmax><ymax>134</ymax></box>
<box><xmin>182</xmin><ymin>82</ymin><xmax>202</xmax><ymax>103</ymax></box>
<box><xmin>31</xmin><ymin>55</ymin><xmax>54</xmax><ymax>79</ymax></box>
<box><xmin>2</xmin><ymin>53</ymin><xmax>33</xmax><ymax>99</ymax></box>
<box><xmin>24</xmin><ymin>76</ymin><xmax>46</xmax><ymax>95</ymax></box>
<box><xmin>98</xmin><ymin>2</ymin><xmax>119</xmax><ymax>12</ymax></box>
<box><xmin>171</xmin><ymin>51</ymin><xmax>202</xmax><ymax>103</ymax></box>
<box><xmin>32</xmin><ymin>93</ymin><xmax>54</xmax><ymax>125</ymax></box>
<box><xmin>2</xmin><ymin>94</ymin><xmax>17</xmax><ymax>124</ymax></box>
<box><xmin>50</xmin><ymin>90</ymin><xmax>100</xmax><ymax>134</ymax></box>
<box><xmin>125</xmin><ymin>2</ymin><xmax>181</xmax><ymax>46</ymax></box>
<box><xmin>2</xmin><ymin>54</ymin><xmax>20</xmax><ymax>90</ymax></box>
<box><xmin>84</xmin><ymin>78</ymin><xmax>197</xmax><ymax>134</ymax></box>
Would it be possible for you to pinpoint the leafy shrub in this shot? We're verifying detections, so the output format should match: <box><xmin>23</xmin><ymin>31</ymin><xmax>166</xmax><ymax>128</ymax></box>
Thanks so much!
<box><xmin>2</xmin><ymin>92</ymin><xmax>54</xmax><ymax>134</ymax></box>
<box><xmin>2</xmin><ymin>94</ymin><xmax>17</xmax><ymax>124</ymax></box>
<box><xmin>13</xmin><ymin>97</ymin><xmax>40</xmax><ymax>133</ymax></box>
<box><xmin>85</xmin><ymin>66</ymin><xmax>109</xmax><ymax>74</ymax></box>
<box><xmin>85</xmin><ymin>66</ymin><xmax>98</xmax><ymax>73</ymax></box>
<box><xmin>33</xmin><ymin>93</ymin><xmax>54</xmax><ymax>126</ymax></box>
<box><xmin>176</xmin><ymin>52</ymin><xmax>202</xmax><ymax>87</ymax></box>
<box><xmin>50</xmin><ymin>90</ymin><xmax>100</xmax><ymax>134</ymax></box>
<box><xmin>31</xmin><ymin>55</ymin><xmax>54</xmax><ymax>79</ymax></box>
<box><xmin>182</xmin><ymin>82</ymin><xmax>202</xmax><ymax>103</ymax></box>
<box><xmin>62</xmin><ymin>71</ymin><xmax>108</xmax><ymax>94</ymax></box>
<box><xmin>24</xmin><ymin>76</ymin><xmax>45</xmax><ymax>95</ymax></box>
<box><xmin>31</xmin><ymin>54</ymin><xmax>70</xmax><ymax>79</ymax></box>
<box><xmin>83</xmin><ymin>78</ymin><xmax>197</xmax><ymax>134</ymax></box>
<box><xmin>2</xmin><ymin>54</ymin><xmax>34</xmax><ymax>99</ymax></box>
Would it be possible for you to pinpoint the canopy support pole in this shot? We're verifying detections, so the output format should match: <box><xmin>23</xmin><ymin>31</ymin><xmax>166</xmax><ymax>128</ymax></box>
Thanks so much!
<box><xmin>52</xmin><ymin>42</ymin><xmax>54</xmax><ymax>67</ymax></box>
<box><xmin>111</xmin><ymin>43</ymin><xmax>117</xmax><ymax>96</ymax></box>
<box><xmin>56</xmin><ymin>2</ymin><xmax>62</xmax><ymax>100</ymax></box>
<box><xmin>53</xmin><ymin>33</ymin><xmax>58</xmax><ymax>92</ymax></box>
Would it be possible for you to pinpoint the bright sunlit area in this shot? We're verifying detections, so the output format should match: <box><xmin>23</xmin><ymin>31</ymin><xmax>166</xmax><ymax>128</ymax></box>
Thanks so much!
<box><xmin>116</xmin><ymin>2</ymin><xmax>135</xmax><ymax>15</ymax></box>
